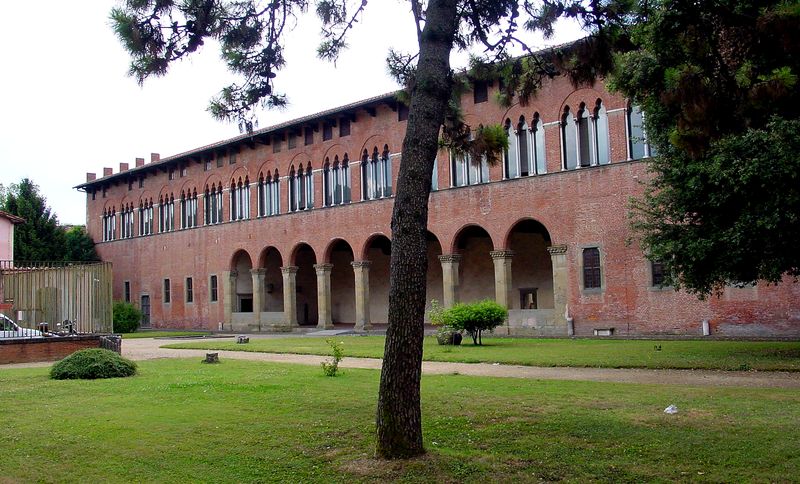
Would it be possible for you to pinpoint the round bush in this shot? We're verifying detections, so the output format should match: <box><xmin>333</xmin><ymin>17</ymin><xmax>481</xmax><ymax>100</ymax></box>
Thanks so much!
<box><xmin>50</xmin><ymin>349</ymin><xmax>137</xmax><ymax>380</ymax></box>
<box><xmin>113</xmin><ymin>301</ymin><xmax>142</xmax><ymax>333</ymax></box>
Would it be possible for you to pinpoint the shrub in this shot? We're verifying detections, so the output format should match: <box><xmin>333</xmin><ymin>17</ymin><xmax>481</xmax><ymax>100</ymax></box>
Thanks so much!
<box><xmin>50</xmin><ymin>349</ymin><xmax>137</xmax><ymax>380</ymax></box>
<box><xmin>113</xmin><ymin>301</ymin><xmax>142</xmax><ymax>333</ymax></box>
<box><xmin>321</xmin><ymin>339</ymin><xmax>344</xmax><ymax>377</ymax></box>
<box><xmin>444</xmin><ymin>300</ymin><xmax>507</xmax><ymax>345</ymax></box>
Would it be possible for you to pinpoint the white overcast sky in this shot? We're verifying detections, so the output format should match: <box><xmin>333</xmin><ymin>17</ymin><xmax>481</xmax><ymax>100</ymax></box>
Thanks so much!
<box><xmin>0</xmin><ymin>1</ymin><xmax>582</xmax><ymax>226</ymax></box>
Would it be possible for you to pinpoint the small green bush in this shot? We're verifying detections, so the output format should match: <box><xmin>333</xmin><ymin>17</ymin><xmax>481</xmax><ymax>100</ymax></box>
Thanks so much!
<box><xmin>321</xmin><ymin>339</ymin><xmax>344</xmax><ymax>377</ymax></box>
<box><xmin>442</xmin><ymin>300</ymin><xmax>507</xmax><ymax>345</ymax></box>
<box><xmin>50</xmin><ymin>349</ymin><xmax>137</xmax><ymax>380</ymax></box>
<box><xmin>113</xmin><ymin>301</ymin><xmax>142</xmax><ymax>333</ymax></box>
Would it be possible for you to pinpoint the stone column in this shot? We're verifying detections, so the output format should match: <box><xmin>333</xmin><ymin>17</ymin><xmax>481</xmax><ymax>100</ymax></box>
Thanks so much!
<box><xmin>222</xmin><ymin>270</ymin><xmax>236</xmax><ymax>329</ymax></box>
<box><xmin>490</xmin><ymin>250</ymin><xmax>514</xmax><ymax>309</ymax></box>
<box><xmin>250</xmin><ymin>268</ymin><xmax>266</xmax><ymax>328</ymax></box>
<box><xmin>281</xmin><ymin>266</ymin><xmax>299</xmax><ymax>327</ymax></box>
<box><xmin>547</xmin><ymin>244</ymin><xmax>569</xmax><ymax>335</ymax></box>
<box><xmin>351</xmin><ymin>261</ymin><xmax>371</xmax><ymax>331</ymax></box>
<box><xmin>314</xmin><ymin>263</ymin><xmax>334</xmax><ymax>329</ymax></box>
<box><xmin>438</xmin><ymin>254</ymin><xmax>462</xmax><ymax>308</ymax></box>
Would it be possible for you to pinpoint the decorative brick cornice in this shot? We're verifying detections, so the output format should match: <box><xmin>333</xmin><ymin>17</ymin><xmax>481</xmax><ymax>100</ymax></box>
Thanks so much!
<box><xmin>438</xmin><ymin>254</ymin><xmax>462</xmax><ymax>264</ymax></box>
<box><xmin>280</xmin><ymin>266</ymin><xmax>299</xmax><ymax>275</ymax></box>
<box><xmin>490</xmin><ymin>250</ymin><xmax>515</xmax><ymax>260</ymax></box>
<box><xmin>547</xmin><ymin>244</ymin><xmax>568</xmax><ymax>255</ymax></box>
<box><xmin>351</xmin><ymin>260</ymin><xmax>371</xmax><ymax>269</ymax></box>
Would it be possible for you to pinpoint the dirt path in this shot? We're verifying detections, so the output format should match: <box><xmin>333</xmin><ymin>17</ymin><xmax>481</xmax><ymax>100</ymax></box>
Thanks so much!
<box><xmin>4</xmin><ymin>337</ymin><xmax>800</xmax><ymax>389</ymax></box>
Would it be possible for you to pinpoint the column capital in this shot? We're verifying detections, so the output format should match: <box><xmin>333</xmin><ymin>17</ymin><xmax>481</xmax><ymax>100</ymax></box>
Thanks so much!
<box><xmin>547</xmin><ymin>244</ymin><xmax>568</xmax><ymax>255</ymax></box>
<box><xmin>281</xmin><ymin>265</ymin><xmax>299</xmax><ymax>275</ymax></box>
<box><xmin>351</xmin><ymin>260</ymin><xmax>372</xmax><ymax>269</ymax></box>
<box><xmin>250</xmin><ymin>268</ymin><xmax>267</xmax><ymax>276</ymax></box>
<box><xmin>229</xmin><ymin>270</ymin><xmax>238</xmax><ymax>279</ymax></box>
<box><xmin>313</xmin><ymin>263</ymin><xmax>333</xmax><ymax>273</ymax></box>
<box><xmin>490</xmin><ymin>250</ymin><xmax>515</xmax><ymax>260</ymax></box>
<box><xmin>438</xmin><ymin>254</ymin><xmax>462</xmax><ymax>264</ymax></box>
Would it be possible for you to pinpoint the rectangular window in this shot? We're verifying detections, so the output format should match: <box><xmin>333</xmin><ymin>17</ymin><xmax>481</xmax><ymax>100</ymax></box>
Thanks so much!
<box><xmin>519</xmin><ymin>288</ymin><xmax>538</xmax><ymax>309</ymax></box>
<box><xmin>210</xmin><ymin>275</ymin><xmax>218</xmax><ymax>302</ymax></box>
<box><xmin>288</xmin><ymin>132</ymin><xmax>297</xmax><ymax>149</ymax></box>
<box><xmin>186</xmin><ymin>277</ymin><xmax>193</xmax><ymax>303</ymax></box>
<box><xmin>204</xmin><ymin>159</ymin><xmax>211</xmax><ymax>171</ymax></box>
<box><xmin>124</xmin><ymin>281</ymin><xmax>131</xmax><ymax>303</ymax></box>
<box><xmin>398</xmin><ymin>103</ymin><xmax>409</xmax><ymax>121</ymax></box>
<box><xmin>163</xmin><ymin>279</ymin><xmax>171</xmax><ymax>303</ymax></box>
<box><xmin>139</xmin><ymin>177</ymin><xmax>144</xmax><ymax>188</ymax></box>
<box><xmin>473</xmin><ymin>80</ymin><xmax>489</xmax><ymax>104</ymax></box>
<box><xmin>229</xmin><ymin>153</ymin><xmax>237</xmax><ymax>165</ymax></box>
<box><xmin>168</xmin><ymin>169</ymin><xmax>175</xmax><ymax>181</ymax></box>
<box><xmin>304</xmin><ymin>127</ymin><xmax>314</xmax><ymax>146</ymax></box>
<box><xmin>92</xmin><ymin>191</ymin><xmax>96</xmax><ymax>200</ymax></box>
<box><xmin>582</xmin><ymin>248</ymin><xmax>602</xmax><ymax>290</ymax></box>
<box><xmin>216</xmin><ymin>156</ymin><xmax>223</xmax><ymax>168</ymax></box>
<box><xmin>651</xmin><ymin>261</ymin><xmax>665</xmax><ymax>287</ymax></box>
<box><xmin>339</xmin><ymin>118</ymin><xmax>351</xmax><ymax>137</ymax></box>
<box><xmin>273</xmin><ymin>137</ymin><xmax>282</xmax><ymax>153</ymax></box>
<box><xmin>322</xmin><ymin>123</ymin><xmax>333</xmax><ymax>141</ymax></box>
<box><xmin>128</xmin><ymin>180</ymin><xmax>133</xmax><ymax>191</ymax></box>
<box><xmin>180</xmin><ymin>165</ymin><xmax>187</xmax><ymax>177</ymax></box>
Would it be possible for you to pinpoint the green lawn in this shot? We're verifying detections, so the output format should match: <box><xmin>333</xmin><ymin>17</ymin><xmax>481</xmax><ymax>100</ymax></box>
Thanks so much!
<box><xmin>1</xmin><ymin>358</ymin><xmax>798</xmax><ymax>482</ymax></box>
<box><xmin>163</xmin><ymin>336</ymin><xmax>800</xmax><ymax>371</ymax></box>
<box><xmin>122</xmin><ymin>330</ymin><xmax>213</xmax><ymax>339</ymax></box>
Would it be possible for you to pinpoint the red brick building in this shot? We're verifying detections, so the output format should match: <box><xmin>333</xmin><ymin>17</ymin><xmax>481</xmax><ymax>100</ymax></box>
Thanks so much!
<box><xmin>76</xmin><ymin>76</ymin><xmax>800</xmax><ymax>337</ymax></box>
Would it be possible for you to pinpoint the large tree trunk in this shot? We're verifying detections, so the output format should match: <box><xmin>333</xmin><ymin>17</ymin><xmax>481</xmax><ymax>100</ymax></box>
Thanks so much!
<box><xmin>375</xmin><ymin>0</ymin><xmax>459</xmax><ymax>459</ymax></box>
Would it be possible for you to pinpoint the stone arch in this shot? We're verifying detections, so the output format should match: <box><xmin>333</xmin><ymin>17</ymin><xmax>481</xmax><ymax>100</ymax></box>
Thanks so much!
<box><xmin>230</xmin><ymin>249</ymin><xmax>254</xmax><ymax>313</ymax></box>
<box><xmin>257</xmin><ymin>246</ymin><xmax>284</xmax><ymax>313</ymax></box>
<box><xmin>452</xmin><ymin>224</ymin><xmax>495</xmax><ymax>304</ymax></box>
<box><xmin>425</xmin><ymin>230</ymin><xmax>444</xmax><ymax>314</ymax></box>
<box><xmin>325</xmin><ymin>238</ymin><xmax>356</xmax><ymax>324</ymax></box>
<box><xmin>363</xmin><ymin>234</ymin><xmax>392</xmax><ymax>325</ymax></box>
<box><xmin>504</xmin><ymin>218</ymin><xmax>554</xmax><ymax>310</ymax></box>
<box><xmin>289</xmin><ymin>242</ymin><xmax>318</xmax><ymax>326</ymax></box>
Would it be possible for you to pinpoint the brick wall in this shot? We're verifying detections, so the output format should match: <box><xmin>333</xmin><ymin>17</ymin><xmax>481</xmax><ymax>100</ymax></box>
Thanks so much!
<box><xmin>0</xmin><ymin>336</ymin><xmax>104</xmax><ymax>364</ymax></box>
<box><xmin>82</xmin><ymin>77</ymin><xmax>800</xmax><ymax>337</ymax></box>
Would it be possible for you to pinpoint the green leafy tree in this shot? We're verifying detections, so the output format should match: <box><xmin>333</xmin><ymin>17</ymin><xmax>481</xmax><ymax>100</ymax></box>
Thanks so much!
<box><xmin>612</xmin><ymin>0</ymin><xmax>800</xmax><ymax>296</ymax></box>
<box><xmin>441</xmin><ymin>300</ymin><xmax>507</xmax><ymax>345</ymax></box>
<box><xmin>111</xmin><ymin>0</ymin><xmax>623</xmax><ymax>458</ymax></box>
<box><xmin>1</xmin><ymin>178</ymin><xmax>66</xmax><ymax>261</ymax></box>
<box><xmin>64</xmin><ymin>226</ymin><xmax>100</xmax><ymax>262</ymax></box>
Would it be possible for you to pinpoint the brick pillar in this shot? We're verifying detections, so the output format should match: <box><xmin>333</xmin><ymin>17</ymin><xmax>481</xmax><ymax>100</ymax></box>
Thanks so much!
<box><xmin>547</xmin><ymin>244</ymin><xmax>569</xmax><ymax>335</ymax></box>
<box><xmin>314</xmin><ymin>263</ymin><xmax>334</xmax><ymax>329</ymax></box>
<box><xmin>351</xmin><ymin>261</ymin><xmax>371</xmax><ymax>331</ymax></box>
<box><xmin>250</xmin><ymin>268</ymin><xmax>266</xmax><ymax>328</ymax></box>
<box><xmin>222</xmin><ymin>270</ymin><xmax>236</xmax><ymax>329</ymax></box>
<box><xmin>490</xmin><ymin>250</ymin><xmax>514</xmax><ymax>309</ymax></box>
<box><xmin>281</xmin><ymin>266</ymin><xmax>299</xmax><ymax>327</ymax></box>
<box><xmin>438</xmin><ymin>254</ymin><xmax>462</xmax><ymax>308</ymax></box>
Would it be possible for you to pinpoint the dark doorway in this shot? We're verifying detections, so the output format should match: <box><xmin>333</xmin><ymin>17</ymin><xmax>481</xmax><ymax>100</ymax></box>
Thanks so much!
<box><xmin>140</xmin><ymin>295</ymin><xmax>151</xmax><ymax>328</ymax></box>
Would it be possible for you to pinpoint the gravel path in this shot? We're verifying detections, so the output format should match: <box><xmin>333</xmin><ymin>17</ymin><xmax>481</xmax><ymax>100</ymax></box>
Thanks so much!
<box><xmin>4</xmin><ymin>337</ymin><xmax>799</xmax><ymax>389</ymax></box>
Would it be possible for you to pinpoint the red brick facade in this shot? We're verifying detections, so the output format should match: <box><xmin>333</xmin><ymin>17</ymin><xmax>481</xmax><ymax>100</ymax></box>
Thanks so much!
<box><xmin>77</xmin><ymin>77</ymin><xmax>800</xmax><ymax>337</ymax></box>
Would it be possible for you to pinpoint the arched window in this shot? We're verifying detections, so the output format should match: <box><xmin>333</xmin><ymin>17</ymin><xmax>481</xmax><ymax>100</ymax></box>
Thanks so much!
<box><xmin>577</xmin><ymin>103</ymin><xmax>594</xmax><ymax>167</ymax></box>
<box><xmin>139</xmin><ymin>199</ymin><xmax>153</xmax><ymax>235</ymax></box>
<box><xmin>270</xmin><ymin>171</ymin><xmax>280</xmax><ymax>215</ymax></box>
<box><xmin>229</xmin><ymin>177</ymin><xmax>249</xmax><ymax>220</ymax></box>
<box><xmin>381</xmin><ymin>145</ymin><xmax>392</xmax><ymax>197</ymax></box>
<box><xmin>332</xmin><ymin>157</ymin><xmax>341</xmax><ymax>205</ymax></box>
<box><xmin>204</xmin><ymin>185</ymin><xmax>212</xmax><ymax>224</ymax></box>
<box><xmin>323</xmin><ymin>158</ymin><xmax>332</xmax><ymax>207</ymax></box>
<box><xmin>532</xmin><ymin>112</ymin><xmax>547</xmax><ymax>174</ymax></box>
<box><xmin>451</xmin><ymin>129</ymin><xmax>489</xmax><ymax>187</ymax></box>
<box><xmin>361</xmin><ymin>149</ymin><xmax>371</xmax><ymax>200</ymax></box>
<box><xmin>561</xmin><ymin>106</ymin><xmax>578</xmax><ymax>169</ymax></box>
<box><xmin>594</xmin><ymin>100</ymin><xmax>610</xmax><ymax>165</ymax></box>
<box><xmin>304</xmin><ymin>162</ymin><xmax>314</xmax><ymax>209</ymax></box>
<box><xmin>518</xmin><ymin>116</ymin><xmax>531</xmax><ymax>176</ymax></box>
<box><xmin>120</xmin><ymin>204</ymin><xmax>134</xmax><ymax>239</ymax></box>
<box><xmin>257</xmin><ymin>174</ymin><xmax>267</xmax><ymax>216</ymax></box>
<box><xmin>504</xmin><ymin>118</ymin><xmax>519</xmax><ymax>179</ymax></box>
<box><xmin>289</xmin><ymin>166</ymin><xmax>300</xmax><ymax>211</ymax></box>
<box><xmin>341</xmin><ymin>154</ymin><xmax>351</xmax><ymax>203</ymax></box>
<box><xmin>627</xmin><ymin>103</ymin><xmax>656</xmax><ymax>159</ymax></box>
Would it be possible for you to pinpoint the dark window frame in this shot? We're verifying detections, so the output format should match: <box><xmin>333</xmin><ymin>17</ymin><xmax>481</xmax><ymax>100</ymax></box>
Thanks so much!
<box><xmin>163</xmin><ymin>278</ymin><xmax>171</xmax><ymax>304</ymax></box>
<box><xmin>186</xmin><ymin>277</ymin><xmax>194</xmax><ymax>303</ymax></box>
<box><xmin>582</xmin><ymin>247</ymin><xmax>602</xmax><ymax>290</ymax></box>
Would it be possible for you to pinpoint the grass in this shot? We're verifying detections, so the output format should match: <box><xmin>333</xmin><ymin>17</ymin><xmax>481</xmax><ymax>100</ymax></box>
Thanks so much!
<box><xmin>1</xmin><ymin>358</ymin><xmax>798</xmax><ymax>482</ymax></box>
<box><xmin>121</xmin><ymin>330</ymin><xmax>212</xmax><ymax>339</ymax></box>
<box><xmin>163</xmin><ymin>336</ymin><xmax>800</xmax><ymax>371</ymax></box>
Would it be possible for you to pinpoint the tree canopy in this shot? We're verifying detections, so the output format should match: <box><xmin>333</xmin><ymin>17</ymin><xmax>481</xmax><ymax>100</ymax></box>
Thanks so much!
<box><xmin>1</xmin><ymin>178</ymin><xmax>98</xmax><ymax>262</ymax></box>
<box><xmin>612</xmin><ymin>0</ymin><xmax>800</xmax><ymax>296</ymax></box>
